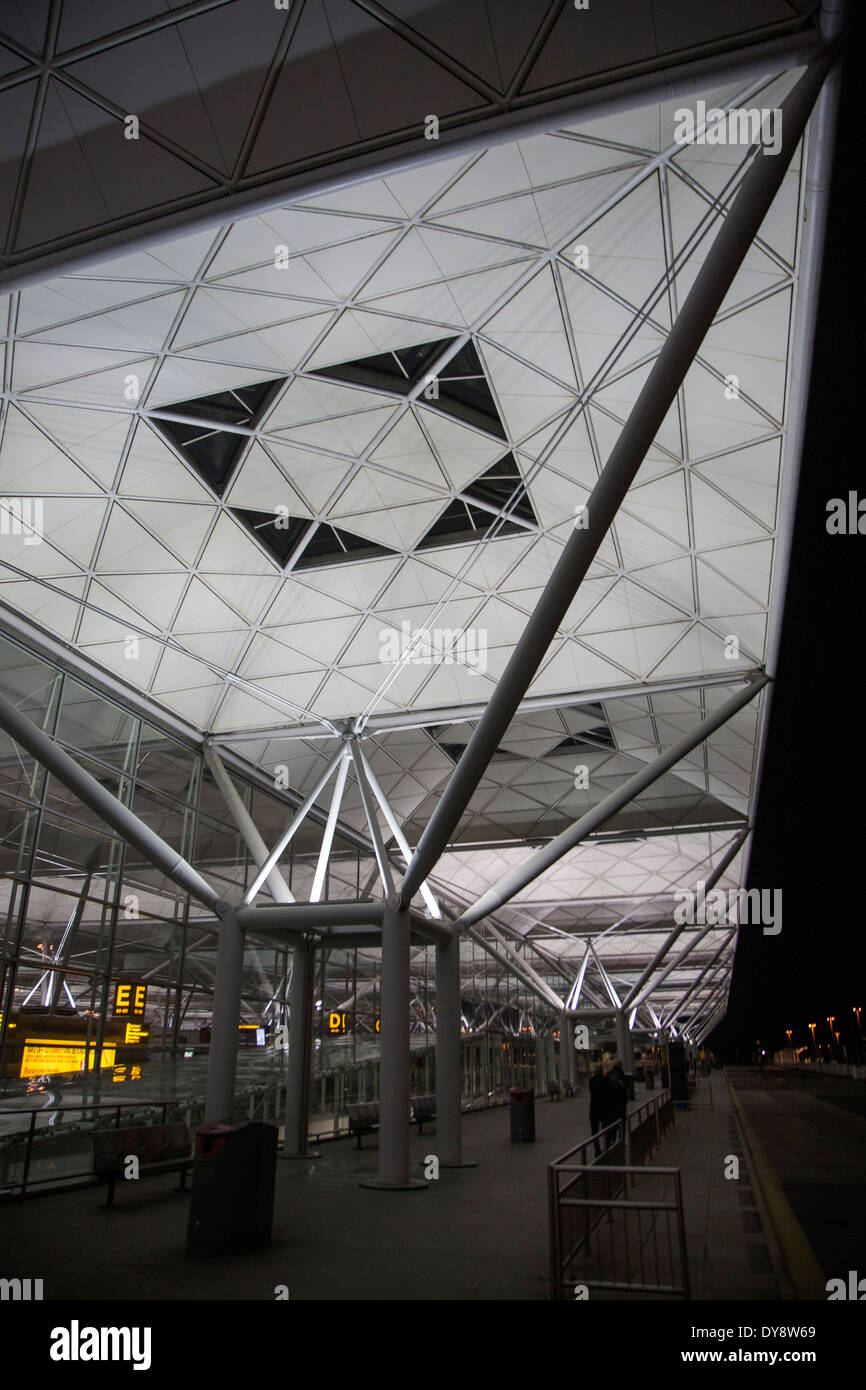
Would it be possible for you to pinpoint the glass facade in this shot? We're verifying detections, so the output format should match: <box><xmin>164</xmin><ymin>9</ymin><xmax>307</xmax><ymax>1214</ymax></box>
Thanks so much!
<box><xmin>0</xmin><ymin>632</ymin><xmax>565</xmax><ymax>1137</ymax></box>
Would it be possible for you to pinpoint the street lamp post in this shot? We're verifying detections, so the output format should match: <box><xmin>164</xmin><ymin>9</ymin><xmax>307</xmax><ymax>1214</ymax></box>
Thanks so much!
<box><xmin>854</xmin><ymin>1007</ymin><xmax>862</xmax><ymax>1039</ymax></box>
<box><xmin>827</xmin><ymin>1016</ymin><xmax>836</xmax><ymax>1060</ymax></box>
<box><xmin>809</xmin><ymin>1023</ymin><xmax>817</xmax><ymax>1058</ymax></box>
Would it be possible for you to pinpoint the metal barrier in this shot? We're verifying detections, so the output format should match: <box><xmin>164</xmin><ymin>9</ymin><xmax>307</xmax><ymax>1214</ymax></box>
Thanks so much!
<box><xmin>0</xmin><ymin>1100</ymin><xmax>176</xmax><ymax>1198</ymax></box>
<box><xmin>549</xmin><ymin>1088</ymin><xmax>686</xmax><ymax>1299</ymax></box>
<box><xmin>691</xmin><ymin>1075</ymin><xmax>714</xmax><ymax>1109</ymax></box>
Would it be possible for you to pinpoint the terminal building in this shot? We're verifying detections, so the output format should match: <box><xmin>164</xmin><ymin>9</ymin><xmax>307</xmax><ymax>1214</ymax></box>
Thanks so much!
<box><xmin>0</xmin><ymin>0</ymin><xmax>849</xmax><ymax>1300</ymax></box>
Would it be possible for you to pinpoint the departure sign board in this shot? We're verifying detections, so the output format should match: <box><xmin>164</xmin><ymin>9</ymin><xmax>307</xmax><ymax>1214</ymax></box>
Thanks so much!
<box><xmin>326</xmin><ymin>1013</ymin><xmax>380</xmax><ymax>1034</ymax></box>
<box><xmin>113</xmin><ymin>983</ymin><xmax>147</xmax><ymax>1017</ymax></box>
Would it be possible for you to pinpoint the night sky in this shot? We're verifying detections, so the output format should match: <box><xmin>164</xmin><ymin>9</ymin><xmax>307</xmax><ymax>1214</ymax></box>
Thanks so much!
<box><xmin>711</xmin><ymin>17</ymin><xmax>865</xmax><ymax>1064</ymax></box>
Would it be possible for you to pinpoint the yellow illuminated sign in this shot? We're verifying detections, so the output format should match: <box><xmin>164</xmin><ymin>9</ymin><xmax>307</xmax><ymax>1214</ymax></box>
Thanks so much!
<box><xmin>111</xmin><ymin>1064</ymin><xmax>144</xmax><ymax>1084</ymax></box>
<box><xmin>20</xmin><ymin>1040</ymin><xmax>116</xmax><ymax>1078</ymax></box>
<box><xmin>327</xmin><ymin>1014</ymin><xmax>379</xmax><ymax>1034</ymax></box>
<box><xmin>124</xmin><ymin>1023</ymin><xmax>149</xmax><ymax>1045</ymax></box>
<box><xmin>113</xmin><ymin>983</ymin><xmax>147</xmax><ymax>1017</ymax></box>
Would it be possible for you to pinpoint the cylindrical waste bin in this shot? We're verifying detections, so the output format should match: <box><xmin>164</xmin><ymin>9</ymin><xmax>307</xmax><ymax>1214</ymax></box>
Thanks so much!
<box><xmin>509</xmin><ymin>1086</ymin><xmax>535</xmax><ymax>1142</ymax></box>
<box><xmin>187</xmin><ymin>1121</ymin><xmax>278</xmax><ymax>1254</ymax></box>
<box><xmin>645</xmin><ymin>1069</ymin><xmax>655</xmax><ymax>1090</ymax></box>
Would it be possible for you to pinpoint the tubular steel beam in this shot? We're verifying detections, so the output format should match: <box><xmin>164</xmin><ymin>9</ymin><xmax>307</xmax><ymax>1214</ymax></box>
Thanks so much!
<box><xmin>0</xmin><ymin>686</ymin><xmax>223</xmax><ymax>914</ymax></box>
<box><xmin>631</xmin><ymin>914</ymin><xmax>734</xmax><ymax>1011</ymax></box>
<box><xmin>352</xmin><ymin>740</ymin><xmax>441</xmax><ymax>919</ymax></box>
<box><xmin>453</xmin><ymin>678</ymin><xmax>767</xmax><ymax>931</ymax></box>
<box><xmin>310</xmin><ymin>751</ymin><xmax>350</xmax><ymax>903</ymax></box>
<box><xmin>399</xmin><ymin>50</ymin><xmax>833</xmax><ymax>910</ymax></box>
<box><xmin>621</xmin><ymin>827</ymin><xmax>750</xmax><ymax>1009</ymax></box>
<box><xmin>235</xmin><ymin>901</ymin><xmax>383</xmax><ymax>932</ymax></box>
<box><xmin>0</xmin><ymin>29</ymin><xmax>825</xmax><ymax>299</ymax></box>
<box><xmin>244</xmin><ymin>748</ymin><xmax>346</xmax><ymax>904</ymax></box>
<box><xmin>667</xmin><ymin>934</ymin><xmax>737</xmax><ymax>1025</ymax></box>
<box><xmin>486</xmin><ymin>922</ymin><xmax>565</xmax><ymax>1010</ymax></box>
<box><xmin>349</xmin><ymin>743</ymin><xmax>395</xmax><ymax>900</ymax></box>
<box><xmin>465</xmin><ymin>926</ymin><xmax>564</xmax><ymax>1013</ymax></box>
<box><xmin>204</xmin><ymin>745</ymin><xmax>293</xmax><ymax>904</ymax></box>
<box><xmin>213</xmin><ymin>670</ymin><xmax>766</xmax><ymax>744</ymax></box>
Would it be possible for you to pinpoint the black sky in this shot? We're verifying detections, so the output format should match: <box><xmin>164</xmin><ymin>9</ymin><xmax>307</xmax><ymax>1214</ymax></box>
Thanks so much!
<box><xmin>711</xmin><ymin>16</ymin><xmax>865</xmax><ymax>1062</ymax></box>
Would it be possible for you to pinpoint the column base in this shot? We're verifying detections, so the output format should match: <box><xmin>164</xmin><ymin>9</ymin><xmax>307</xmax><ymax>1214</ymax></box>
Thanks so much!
<box><xmin>439</xmin><ymin>1160</ymin><xmax>478</xmax><ymax>1169</ymax></box>
<box><xmin>359</xmin><ymin>1177</ymin><xmax>428</xmax><ymax>1191</ymax></box>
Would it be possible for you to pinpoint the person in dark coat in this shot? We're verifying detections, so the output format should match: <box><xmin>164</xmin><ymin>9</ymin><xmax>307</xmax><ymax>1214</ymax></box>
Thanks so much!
<box><xmin>589</xmin><ymin>1061</ymin><xmax>611</xmax><ymax>1157</ymax></box>
<box><xmin>605</xmin><ymin>1058</ymin><xmax>628</xmax><ymax>1145</ymax></box>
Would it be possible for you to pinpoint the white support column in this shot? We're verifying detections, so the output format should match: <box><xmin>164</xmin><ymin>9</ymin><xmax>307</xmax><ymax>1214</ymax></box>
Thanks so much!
<box><xmin>360</xmin><ymin>903</ymin><xmax>426</xmax><ymax>1190</ymax></box>
<box><xmin>435</xmin><ymin>932</ymin><xmax>476</xmax><ymax>1168</ymax></box>
<box><xmin>283</xmin><ymin>933</ymin><xmax>317</xmax><ymax>1157</ymax></box>
<box><xmin>204</xmin><ymin>910</ymin><xmax>245</xmax><ymax>1124</ymax></box>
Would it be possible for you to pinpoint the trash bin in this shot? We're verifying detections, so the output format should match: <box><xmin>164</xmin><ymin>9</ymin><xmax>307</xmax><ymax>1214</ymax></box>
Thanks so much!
<box><xmin>625</xmin><ymin>1073</ymin><xmax>635</xmax><ymax>1101</ymax></box>
<box><xmin>645</xmin><ymin>1069</ymin><xmax>655</xmax><ymax>1090</ymax></box>
<box><xmin>660</xmin><ymin>1064</ymin><xmax>669</xmax><ymax>1087</ymax></box>
<box><xmin>509</xmin><ymin>1086</ymin><xmax>535</xmax><ymax>1142</ymax></box>
<box><xmin>187</xmin><ymin>1121</ymin><xmax>278</xmax><ymax>1254</ymax></box>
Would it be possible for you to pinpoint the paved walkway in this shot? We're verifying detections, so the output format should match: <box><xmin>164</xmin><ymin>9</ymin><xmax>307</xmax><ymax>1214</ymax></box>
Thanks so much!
<box><xmin>2</xmin><ymin>1070</ymin><xmax>854</xmax><ymax>1301</ymax></box>
<box><xmin>646</xmin><ymin>1071</ymin><xmax>789</xmax><ymax>1300</ymax></box>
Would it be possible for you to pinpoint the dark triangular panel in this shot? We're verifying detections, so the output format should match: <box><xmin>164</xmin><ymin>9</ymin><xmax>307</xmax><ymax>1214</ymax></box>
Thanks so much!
<box><xmin>230</xmin><ymin>508</ymin><xmax>310</xmax><ymax>565</ymax></box>
<box><xmin>297</xmin><ymin>523</ymin><xmax>398</xmax><ymax>569</ymax></box>
<box><xmin>152</xmin><ymin>378</ymin><xmax>284</xmax><ymax>496</ymax></box>
<box><xmin>228</xmin><ymin>508</ymin><xmax>398</xmax><ymax>570</ymax></box>
<box><xmin>549</xmin><ymin>728</ymin><xmax>616</xmax><ymax>754</ymax></box>
<box><xmin>426</xmin><ymin>727</ymin><xmax>522</xmax><ymax>767</ymax></box>
<box><xmin>419</xmin><ymin>454</ymin><xmax>538</xmax><ymax>550</ymax></box>
<box><xmin>16</xmin><ymin>80</ymin><xmax>216</xmax><ymax>253</ymax></box>
<box><xmin>436</xmin><ymin>340</ymin><xmax>506</xmax><ymax>439</ymax></box>
<box><xmin>465</xmin><ymin>454</ymin><xmax>535</xmax><ymax>522</ymax></box>
<box><xmin>310</xmin><ymin>337</ymin><xmax>452</xmax><ymax>395</ymax></box>
<box><xmin>311</xmin><ymin>336</ymin><xmax>506</xmax><ymax>438</ymax></box>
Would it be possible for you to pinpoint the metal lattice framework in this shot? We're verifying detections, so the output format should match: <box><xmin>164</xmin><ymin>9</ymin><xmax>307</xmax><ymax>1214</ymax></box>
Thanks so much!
<box><xmin>0</xmin><ymin>0</ymin><xmax>846</xmax><ymax>1167</ymax></box>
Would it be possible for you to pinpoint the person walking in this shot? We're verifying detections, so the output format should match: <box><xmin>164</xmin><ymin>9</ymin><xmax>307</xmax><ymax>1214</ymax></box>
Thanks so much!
<box><xmin>605</xmin><ymin>1057</ymin><xmax>628</xmax><ymax>1146</ymax></box>
<box><xmin>588</xmin><ymin>1061</ymin><xmax>610</xmax><ymax>1158</ymax></box>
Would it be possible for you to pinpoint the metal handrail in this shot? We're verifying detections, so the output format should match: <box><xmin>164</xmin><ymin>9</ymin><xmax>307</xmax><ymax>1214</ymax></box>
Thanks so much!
<box><xmin>553</xmin><ymin>1164</ymin><xmax>690</xmax><ymax>1299</ymax></box>
<box><xmin>0</xmin><ymin>1099</ymin><xmax>172</xmax><ymax>1198</ymax></box>
<box><xmin>549</xmin><ymin>1088</ymin><xmax>676</xmax><ymax>1297</ymax></box>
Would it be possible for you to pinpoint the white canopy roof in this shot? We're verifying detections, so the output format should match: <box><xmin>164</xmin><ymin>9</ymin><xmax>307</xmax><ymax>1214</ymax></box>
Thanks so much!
<box><xmin>0</xmin><ymin>3</ymin><xmax>833</xmax><ymax>1033</ymax></box>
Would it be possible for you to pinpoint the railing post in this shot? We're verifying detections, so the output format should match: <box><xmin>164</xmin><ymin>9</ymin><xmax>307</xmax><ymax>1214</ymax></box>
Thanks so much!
<box><xmin>676</xmin><ymin>1171</ymin><xmax>692</xmax><ymax>1300</ymax></box>
<box><xmin>21</xmin><ymin>1112</ymin><xmax>36</xmax><ymax>1197</ymax></box>
<box><xmin>548</xmin><ymin>1165</ymin><xmax>561</xmax><ymax>1300</ymax></box>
